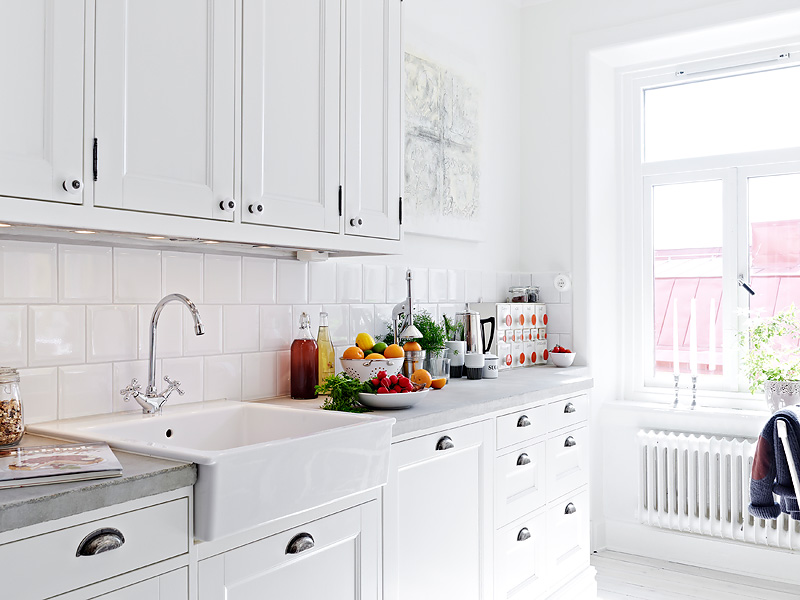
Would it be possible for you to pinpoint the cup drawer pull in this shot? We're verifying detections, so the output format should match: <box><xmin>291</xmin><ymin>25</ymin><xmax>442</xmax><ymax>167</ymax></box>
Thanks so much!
<box><xmin>517</xmin><ymin>415</ymin><xmax>531</xmax><ymax>428</ymax></box>
<box><xmin>76</xmin><ymin>528</ymin><xmax>125</xmax><ymax>557</ymax></box>
<box><xmin>286</xmin><ymin>533</ymin><xmax>315</xmax><ymax>554</ymax></box>
<box><xmin>564</xmin><ymin>436</ymin><xmax>577</xmax><ymax>447</ymax></box>
<box><xmin>565</xmin><ymin>503</ymin><xmax>577</xmax><ymax>515</ymax></box>
<box><xmin>564</xmin><ymin>402</ymin><xmax>576</xmax><ymax>413</ymax></box>
<box><xmin>436</xmin><ymin>436</ymin><xmax>455</xmax><ymax>451</ymax></box>
<box><xmin>517</xmin><ymin>527</ymin><xmax>531</xmax><ymax>542</ymax></box>
<box><xmin>516</xmin><ymin>453</ymin><xmax>531</xmax><ymax>466</ymax></box>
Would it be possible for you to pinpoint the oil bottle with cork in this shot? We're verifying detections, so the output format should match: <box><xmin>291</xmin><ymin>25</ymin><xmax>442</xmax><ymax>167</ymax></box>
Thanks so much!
<box><xmin>291</xmin><ymin>312</ymin><xmax>318</xmax><ymax>399</ymax></box>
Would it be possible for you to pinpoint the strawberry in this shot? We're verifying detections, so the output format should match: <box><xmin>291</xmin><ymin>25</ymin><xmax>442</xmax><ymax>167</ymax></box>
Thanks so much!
<box><xmin>377</xmin><ymin>370</ymin><xmax>387</xmax><ymax>379</ymax></box>
<box><xmin>377</xmin><ymin>387</ymin><xmax>388</xmax><ymax>394</ymax></box>
<box><xmin>389</xmin><ymin>374</ymin><xmax>398</xmax><ymax>385</ymax></box>
<box><xmin>371</xmin><ymin>378</ymin><xmax>380</xmax><ymax>387</ymax></box>
<box><xmin>388</xmin><ymin>389</ymin><xmax>397</xmax><ymax>394</ymax></box>
<box><xmin>380</xmin><ymin>377</ymin><xmax>391</xmax><ymax>388</ymax></box>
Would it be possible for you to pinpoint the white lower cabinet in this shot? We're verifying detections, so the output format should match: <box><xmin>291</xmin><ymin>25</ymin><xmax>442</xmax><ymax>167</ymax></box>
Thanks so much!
<box><xmin>494</xmin><ymin>511</ymin><xmax>547</xmax><ymax>600</ymax></box>
<box><xmin>197</xmin><ymin>500</ymin><xmax>380</xmax><ymax>600</ymax></box>
<box><xmin>383</xmin><ymin>420</ymin><xmax>493</xmax><ymax>600</ymax></box>
<box><xmin>90</xmin><ymin>568</ymin><xmax>188</xmax><ymax>599</ymax></box>
<box><xmin>546</xmin><ymin>487</ymin><xmax>591</xmax><ymax>584</ymax></box>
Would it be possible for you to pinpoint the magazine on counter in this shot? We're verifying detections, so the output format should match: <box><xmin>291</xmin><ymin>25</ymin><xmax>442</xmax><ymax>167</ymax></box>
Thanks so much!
<box><xmin>0</xmin><ymin>442</ymin><xmax>122</xmax><ymax>489</ymax></box>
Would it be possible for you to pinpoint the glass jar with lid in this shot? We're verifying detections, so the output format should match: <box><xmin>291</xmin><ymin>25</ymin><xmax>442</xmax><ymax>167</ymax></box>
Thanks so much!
<box><xmin>527</xmin><ymin>286</ymin><xmax>540</xmax><ymax>303</ymax></box>
<box><xmin>509</xmin><ymin>286</ymin><xmax>528</xmax><ymax>303</ymax></box>
<box><xmin>0</xmin><ymin>368</ymin><xmax>23</xmax><ymax>447</ymax></box>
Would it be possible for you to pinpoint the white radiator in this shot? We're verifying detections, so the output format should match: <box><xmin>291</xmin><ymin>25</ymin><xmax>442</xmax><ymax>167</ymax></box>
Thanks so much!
<box><xmin>637</xmin><ymin>429</ymin><xmax>800</xmax><ymax>550</ymax></box>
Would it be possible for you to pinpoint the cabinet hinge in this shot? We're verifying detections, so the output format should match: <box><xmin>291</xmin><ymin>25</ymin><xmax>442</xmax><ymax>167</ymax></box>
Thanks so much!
<box><xmin>399</xmin><ymin>197</ymin><xmax>403</xmax><ymax>225</ymax></box>
<box><xmin>92</xmin><ymin>138</ymin><xmax>98</xmax><ymax>181</ymax></box>
<box><xmin>338</xmin><ymin>185</ymin><xmax>343</xmax><ymax>217</ymax></box>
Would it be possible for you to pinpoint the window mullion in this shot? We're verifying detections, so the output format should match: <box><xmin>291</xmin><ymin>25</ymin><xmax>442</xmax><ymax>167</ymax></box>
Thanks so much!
<box><xmin>720</xmin><ymin>168</ymin><xmax>741</xmax><ymax>391</ymax></box>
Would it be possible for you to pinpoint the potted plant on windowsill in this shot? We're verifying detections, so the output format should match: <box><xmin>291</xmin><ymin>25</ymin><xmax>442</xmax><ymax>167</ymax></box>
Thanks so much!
<box><xmin>739</xmin><ymin>305</ymin><xmax>800</xmax><ymax>413</ymax></box>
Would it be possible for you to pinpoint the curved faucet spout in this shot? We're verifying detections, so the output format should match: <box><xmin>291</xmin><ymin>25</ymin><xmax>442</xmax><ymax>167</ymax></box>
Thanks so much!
<box><xmin>147</xmin><ymin>294</ymin><xmax>204</xmax><ymax>397</ymax></box>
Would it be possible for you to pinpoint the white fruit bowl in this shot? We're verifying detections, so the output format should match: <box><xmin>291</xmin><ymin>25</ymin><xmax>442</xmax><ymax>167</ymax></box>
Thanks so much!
<box><xmin>550</xmin><ymin>352</ymin><xmax>576</xmax><ymax>368</ymax></box>
<box><xmin>341</xmin><ymin>358</ymin><xmax>403</xmax><ymax>382</ymax></box>
<box><xmin>358</xmin><ymin>388</ymin><xmax>429</xmax><ymax>410</ymax></box>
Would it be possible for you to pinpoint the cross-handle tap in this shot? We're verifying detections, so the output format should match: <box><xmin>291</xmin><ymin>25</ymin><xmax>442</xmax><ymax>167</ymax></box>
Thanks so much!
<box><xmin>120</xmin><ymin>293</ymin><xmax>204</xmax><ymax>414</ymax></box>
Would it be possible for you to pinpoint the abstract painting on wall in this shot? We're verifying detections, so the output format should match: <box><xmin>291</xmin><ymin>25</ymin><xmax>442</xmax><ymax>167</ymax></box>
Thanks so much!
<box><xmin>404</xmin><ymin>53</ymin><xmax>481</xmax><ymax>240</ymax></box>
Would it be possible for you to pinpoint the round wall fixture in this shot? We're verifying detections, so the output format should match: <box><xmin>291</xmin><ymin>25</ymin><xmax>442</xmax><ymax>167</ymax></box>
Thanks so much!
<box><xmin>554</xmin><ymin>273</ymin><xmax>572</xmax><ymax>292</ymax></box>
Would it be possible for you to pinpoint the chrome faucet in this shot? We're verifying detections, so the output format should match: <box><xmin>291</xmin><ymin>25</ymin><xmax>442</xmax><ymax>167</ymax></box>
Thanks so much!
<box><xmin>121</xmin><ymin>293</ymin><xmax>205</xmax><ymax>414</ymax></box>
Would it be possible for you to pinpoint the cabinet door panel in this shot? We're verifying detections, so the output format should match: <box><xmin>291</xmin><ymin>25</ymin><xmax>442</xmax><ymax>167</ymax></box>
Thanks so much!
<box><xmin>384</xmin><ymin>420</ymin><xmax>492</xmax><ymax>600</ymax></box>
<box><xmin>241</xmin><ymin>0</ymin><xmax>340</xmax><ymax>233</ymax></box>
<box><xmin>199</xmin><ymin>502</ymin><xmax>379</xmax><ymax>600</ymax></box>
<box><xmin>343</xmin><ymin>0</ymin><xmax>401</xmax><ymax>240</ymax></box>
<box><xmin>0</xmin><ymin>0</ymin><xmax>84</xmax><ymax>204</ymax></box>
<box><xmin>95</xmin><ymin>0</ymin><xmax>235</xmax><ymax>220</ymax></box>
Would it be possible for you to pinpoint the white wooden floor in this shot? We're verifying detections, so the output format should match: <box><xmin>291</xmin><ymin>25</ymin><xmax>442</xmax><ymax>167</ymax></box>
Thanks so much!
<box><xmin>593</xmin><ymin>551</ymin><xmax>800</xmax><ymax>600</ymax></box>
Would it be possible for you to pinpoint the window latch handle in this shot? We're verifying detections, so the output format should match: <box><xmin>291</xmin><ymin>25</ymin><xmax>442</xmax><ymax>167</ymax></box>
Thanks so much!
<box><xmin>737</xmin><ymin>277</ymin><xmax>756</xmax><ymax>296</ymax></box>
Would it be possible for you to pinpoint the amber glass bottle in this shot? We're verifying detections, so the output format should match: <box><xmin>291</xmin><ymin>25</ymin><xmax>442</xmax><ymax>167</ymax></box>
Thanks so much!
<box><xmin>291</xmin><ymin>312</ymin><xmax>318</xmax><ymax>399</ymax></box>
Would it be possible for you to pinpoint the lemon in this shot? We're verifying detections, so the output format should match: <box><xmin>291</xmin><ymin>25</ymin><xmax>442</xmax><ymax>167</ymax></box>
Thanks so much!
<box><xmin>355</xmin><ymin>332</ymin><xmax>376</xmax><ymax>352</ymax></box>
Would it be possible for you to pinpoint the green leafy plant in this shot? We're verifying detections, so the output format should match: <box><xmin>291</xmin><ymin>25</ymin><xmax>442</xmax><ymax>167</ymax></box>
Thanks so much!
<box><xmin>379</xmin><ymin>309</ymin><xmax>446</xmax><ymax>352</ymax></box>
<box><xmin>442</xmin><ymin>314</ymin><xmax>464</xmax><ymax>342</ymax></box>
<box><xmin>738</xmin><ymin>305</ymin><xmax>800</xmax><ymax>394</ymax></box>
<box><xmin>316</xmin><ymin>374</ymin><xmax>372</xmax><ymax>413</ymax></box>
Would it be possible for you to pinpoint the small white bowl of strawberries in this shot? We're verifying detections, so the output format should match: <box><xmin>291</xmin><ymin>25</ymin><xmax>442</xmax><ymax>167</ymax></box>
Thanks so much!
<box><xmin>549</xmin><ymin>345</ymin><xmax>576</xmax><ymax>368</ymax></box>
<box><xmin>358</xmin><ymin>370</ymin><xmax>429</xmax><ymax>410</ymax></box>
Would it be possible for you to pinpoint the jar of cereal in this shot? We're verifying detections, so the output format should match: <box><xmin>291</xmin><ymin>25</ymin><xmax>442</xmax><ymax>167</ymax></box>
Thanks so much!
<box><xmin>0</xmin><ymin>368</ymin><xmax>23</xmax><ymax>447</ymax></box>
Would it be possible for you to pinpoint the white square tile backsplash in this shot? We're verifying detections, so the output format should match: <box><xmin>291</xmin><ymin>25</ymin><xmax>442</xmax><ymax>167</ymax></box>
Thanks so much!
<box><xmin>0</xmin><ymin>239</ymin><xmax>570</xmax><ymax>419</ymax></box>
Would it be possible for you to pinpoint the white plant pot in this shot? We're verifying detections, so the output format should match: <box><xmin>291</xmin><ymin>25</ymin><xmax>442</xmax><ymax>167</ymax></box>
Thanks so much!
<box><xmin>764</xmin><ymin>380</ymin><xmax>800</xmax><ymax>413</ymax></box>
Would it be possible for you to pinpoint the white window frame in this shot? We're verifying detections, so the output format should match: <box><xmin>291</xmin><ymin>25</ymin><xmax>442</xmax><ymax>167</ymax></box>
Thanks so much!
<box><xmin>622</xmin><ymin>47</ymin><xmax>800</xmax><ymax>408</ymax></box>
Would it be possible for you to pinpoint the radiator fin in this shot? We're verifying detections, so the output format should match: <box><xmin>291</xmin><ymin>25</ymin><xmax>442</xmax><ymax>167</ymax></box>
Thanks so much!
<box><xmin>637</xmin><ymin>430</ymin><xmax>800</xmax><ymax>551</ymax></box>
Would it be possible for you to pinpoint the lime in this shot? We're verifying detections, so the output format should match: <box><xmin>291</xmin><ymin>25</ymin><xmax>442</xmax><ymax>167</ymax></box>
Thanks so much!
<box><xmin>371</xmin><ymin>342</ymin><xmax>388</xmax><ymax>355</ymax></box>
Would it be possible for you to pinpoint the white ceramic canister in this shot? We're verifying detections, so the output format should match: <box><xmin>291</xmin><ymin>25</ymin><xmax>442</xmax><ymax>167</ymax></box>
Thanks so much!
<box><xmin>482</xmin><ymin>354</ymin><xmax>499</xmax><ymax>379</ymax></box>
<box><xmin>444</xmin><ymin>340</ymin><xmax>466</xmax><ymax>378</ymax></box>
<box><xmin>464</xmin><ymin>352</ymin><xmax>485</xmax><ymax>380</ymax></box>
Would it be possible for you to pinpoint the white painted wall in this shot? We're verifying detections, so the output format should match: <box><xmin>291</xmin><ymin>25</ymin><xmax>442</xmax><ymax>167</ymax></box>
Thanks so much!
<box><xmin>392</xmin><ymin>0</ymin><xmax>522</xmax><ymax>273</ymax></box>
<box><xmin>519</xmin><ymin>0</ymin><xmax>800</xmax><ymax>579</ymax></box>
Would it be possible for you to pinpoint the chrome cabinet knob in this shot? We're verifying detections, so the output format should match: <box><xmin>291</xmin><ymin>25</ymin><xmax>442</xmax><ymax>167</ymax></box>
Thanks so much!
<box><xmin>62</xmin><ymin>179</ymin><xmax>82</xmax><ymax>194</ymax></box>
<box><xmin>517</xmin><ymin>527</ymin><xmax>531</xmax><ymax>542</ymax></box>
<box><xmin>565</xmin><ymin>502</ymin><xmax>577</xmax><ymax>515</ymax></box>
<box><xmin>564</xmin><ymin>436</ymin><xmax>577</xmax><ymax>447</ymax></box>
<box><xmin>564</xmin><ymin>402</ymin><xmax>576</xmax><ymax>414</ymax></box>
<box><xmin>219</xmin><ymin>198</ymin><xmax>236</xmax><ymax>212</ymax></box>
<box><xmin>436</xmin><ymin>436</ymin><xmax>454</xmax><ymax>451</ymax></box>
<box><xmin>517</xmin><ymin>453</ymin><xmax>531</xmax><ymax>466</ymax></box>
<box><xmin>517</xmin><ymin>415</ymin><xmax>531</xmax><ymax>428</ymax></box>
<box><xmin>76</xmin><ymin>528</ymin><xmax>125</xmax><ymax>556</ymax></box>
<box><xmin>286</xmin><ymin>532</ymin><xmax>315</xmax><ymax>554</ymax></box>
<box><xmin>349</xmin><ymin>217</ymin><xmax>363</xmax><ymax>227</ymax></box>
<box><xmin>248</xmin><ymin>203</ymin><xmax>264</xmax><ymax>214</ymax></box>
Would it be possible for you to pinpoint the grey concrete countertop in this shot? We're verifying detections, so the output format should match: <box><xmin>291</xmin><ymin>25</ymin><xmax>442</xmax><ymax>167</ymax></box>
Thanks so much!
<box><xmin>0</xmin><ymin>434</ymin><xmax>196</xmax><ymax>534</ymax></box>
<box><xmin>263</xmin><ymin>365</ymin><xmax>593</xmax><ymax>438</ymax></box>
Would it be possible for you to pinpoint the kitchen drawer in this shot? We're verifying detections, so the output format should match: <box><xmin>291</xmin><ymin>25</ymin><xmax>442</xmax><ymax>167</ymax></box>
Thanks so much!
<box><xmin>547</xmin><ymin>394</ymin><xmax>588</xmax><ymax>433</ymax></box>
<box><xmin>495</xmin><ymin>441</ymin><xmax>545</xmax><ymax>526</ymax></box>
<box><xmin>545</xmin><ymin>487</ymin><xmax>590</xmax><ymax>585</ymax></box>
<box><xmin>546</xmin><ymin>426</ymin><xmax>588</xmax><ymax>502</ymax></box>
<box><xmin>494</xmin><ymin>510</ymin><xmax>547</xmax><ymax>600</ymax></box>
<box><xmin>496</xmin><ymin>405</ymin><xmax>546</xmax><ymax>450</ymax></box>
<box><xmin>0</xmin><ymin>497</ymin><xmax>189</xmax><ymax>600</ymax></box>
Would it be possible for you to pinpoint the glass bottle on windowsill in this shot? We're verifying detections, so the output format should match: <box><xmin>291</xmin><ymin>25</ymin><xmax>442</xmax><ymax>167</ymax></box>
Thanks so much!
<box><xmin>317</xmin><ymin>311</ymin><xmax>335</xmax><ymax>385</ymax></box>
<box><xmin>291</xmin><ymin>312</ymin><xmax>318</xmax><ymax>399</ymax></box>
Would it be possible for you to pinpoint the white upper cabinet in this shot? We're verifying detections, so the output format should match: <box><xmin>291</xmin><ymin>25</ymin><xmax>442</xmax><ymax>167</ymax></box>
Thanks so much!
<box><xmin>94</xmin><ymin>0</ymin><xmax>236</xmax><ymax>221</ymax></box>
<box><xmin>241</xmin><ymin>0</ymin><xmax>341</xmax><ymax>233</ymax></box>
<box><xmin>0</xmin><ymin>0</ymin><xmax>85</xmax><ymax>204</ymax></box>
<box><xmin>343</xmin><ymin>0</ymin><xmax>402</xmax><ymax>240</ymax></box>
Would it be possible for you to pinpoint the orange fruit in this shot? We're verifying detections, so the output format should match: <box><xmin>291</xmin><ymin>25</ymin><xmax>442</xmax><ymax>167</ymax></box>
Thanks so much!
<box><xmin>342</xmin><ymin>346</ymin><xmax>365</xmax><ymax>360</ymax></box>
<box><xmin>411</xmin><ymin>368</ymin><xmax>432</xmax><ymax>388</ymax></box>
<box><xmin>431</xmin><ymin>378</ymin><xmax>446</xmax><ymax>389</ymax></box>
<box><xmin>364</xmin><ymin>353</ymin><xmax>385</xmax><ymax>359</ymax></box>
<box><xmin>403</xmin><ymin>341</ymin><xmax>422</xmax><ymax>352</ymax></box>
<box><xmin>383</xmin><ymin>344</ymin><xmax>404</xmax><ymax>358</ymax></box>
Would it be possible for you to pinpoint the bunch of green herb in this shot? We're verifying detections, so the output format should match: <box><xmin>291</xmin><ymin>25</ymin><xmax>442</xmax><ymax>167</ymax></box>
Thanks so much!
<box><xmin>379</xmin><ymin>309</ymin><xmax>446</xmax><ymax>351</ymax></box>
<box><xmin>739</xmin><ymin>305</ymin><xmax>800</xmax><ymax>393</ymax></box>
<box><xmin>442</xmin><ymin>314</ymin><xmax>464</xmax><ymax>341</ymax></box>
<box><xmin>316</xmin><ymin>373</ymin><xmax>371</xmax><ymax>413</ymax></box>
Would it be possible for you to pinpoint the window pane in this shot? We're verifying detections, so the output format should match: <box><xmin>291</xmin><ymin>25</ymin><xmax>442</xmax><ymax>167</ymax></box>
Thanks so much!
<box><xmin>748</xmin><ymin>173</ymin><xmax>800</xmax><ymax>318</ymax></box>
<box><xmin>644</xmin><ymin>66</ymin><xmax>800</xmax><ymax>162</ymax></box>
<box><xmin>652</xmin><ymin>180</ymin><xmax>723</xmax><ymax>375</ymax></box>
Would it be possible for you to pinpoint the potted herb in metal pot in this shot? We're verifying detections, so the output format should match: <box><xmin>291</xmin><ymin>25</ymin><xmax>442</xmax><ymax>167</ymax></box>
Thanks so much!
<box><xmin>739</xmin><ymin>305</ymin><xmax>800</xmax><ymax>412</ymax></box>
